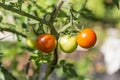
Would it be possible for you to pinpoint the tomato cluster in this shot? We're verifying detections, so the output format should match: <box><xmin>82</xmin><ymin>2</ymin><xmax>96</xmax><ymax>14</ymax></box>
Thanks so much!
<box><xmin>59</xmin><ymin>28</ymin><xmax>97</xmax><ymax>53</ymax></box>
<box><xmin>27</xmin><ymin>28</ymin><xmax>97</xmax><ymax>53</ymax></box>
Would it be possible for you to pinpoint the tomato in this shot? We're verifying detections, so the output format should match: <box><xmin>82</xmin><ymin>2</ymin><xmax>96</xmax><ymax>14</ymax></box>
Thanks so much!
<box><xmin>36</xmin><ymin>34</ymin><xmax>56</xmax><ymax>53</ymax></box>
<box><xmin>27</xmin><ymin>37</ymin><xmax>36</xmax><ymax>48</ymax></box>
<box><xmin>59</xmin><ymin>35</ymin><xmax>78</xmax><ymax>53</ymax></box>
<box><xmin>77</xmin><ymin>28</ymin><xmax>97</xmax><ymax>48</ymax></box>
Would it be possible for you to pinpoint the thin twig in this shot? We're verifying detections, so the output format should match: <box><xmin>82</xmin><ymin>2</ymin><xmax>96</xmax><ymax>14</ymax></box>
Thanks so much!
<box><xmin>0</xmin><ymin>27</ymin><xmax>27</xmax><ymax>38</ymax></box>
<box><xmin>50</xmin><ymin>1</ymin><xmax>64</xmax><ymax>22</ymax></box>
<box><xmin>0</xmin><ymin>2</ymin><xmax>42</xmax><ymax>22</ymax></box>
<box><xmin>43</xmin><ymin>1</ymin><xmax>64</xmax><ymax>80</ymax></box>
<box><xmin>43</xmin><ymin>47</ymin><xmax>58</xmax><ymax>80</ymax></box>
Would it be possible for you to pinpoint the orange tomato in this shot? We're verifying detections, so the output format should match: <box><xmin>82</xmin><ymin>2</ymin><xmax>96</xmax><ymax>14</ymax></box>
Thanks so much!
<box><xmin>36</xmin><ymin>34</ymin><xmax>56</xmax><ymax>53</ymax></box>
<box><xmin>77</xmin><ymin>28</ymin><xmax>97</xmax><ymax>48</ymax></box>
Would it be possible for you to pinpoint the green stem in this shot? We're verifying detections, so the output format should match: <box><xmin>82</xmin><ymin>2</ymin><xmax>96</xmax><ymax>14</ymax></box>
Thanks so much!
<box><xmin>80</xmin><ymin>0</ymin><xmax>88</xmax><ymax>10</ymax></box>
<box><xmin>0</xmin><ymin>2</ymin><xmax>42</xmax><ymax>22</ymax></box>
<box><xmin>43</xmin><ymin>1</ymin><xmax>64</xmax><ymax>80</ymax></box>
<box><xmin>50</xmin><ymin>1</ymin><xmax>64</xmax><ymax>22</ymax></box>
<box><xmin>43</xmin><ymin>47</ymin><xmax>58</xmax><ymax>80</ymax></box>
<box><xmin>0</xmin><ymin>27</ymin><xmax>27</xmax><ymax>38</ymax></box>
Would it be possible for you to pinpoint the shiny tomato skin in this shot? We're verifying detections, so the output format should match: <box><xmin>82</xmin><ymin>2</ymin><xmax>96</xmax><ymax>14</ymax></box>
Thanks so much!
<box><xmin>36</xmin><ymin>34</ymin><xmax>56</xmax><ymax>53</ymax></box>
<box><xmin>77</xmin><ymin>28</ymin><xmax>97</xmax><ymax>48</ymax></box>
<box><xmin>59</xmin><ymin>35</ymin><xmax>78</xmax><ymax>53</ymax></box>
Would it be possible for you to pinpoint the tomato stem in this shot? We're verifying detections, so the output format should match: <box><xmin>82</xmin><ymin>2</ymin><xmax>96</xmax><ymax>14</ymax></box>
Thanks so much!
<box><xmin>0</xmin><ymin>2</ymin><xmax>43</xmax><ymax>22</ymax></box>
<box><xmin>43</xmin><ymin>1</ymin><xmax>64</xmax><ymax>80</ymax></box>
<box><xmin>0</xmin><ymin>27</ymin><xmax>27</xmax><ymax>38</ymax></box>
<box><xmin>43</xmin><ymin>47</ymin><xmax>58</xmax><ymax>80</ymax></box>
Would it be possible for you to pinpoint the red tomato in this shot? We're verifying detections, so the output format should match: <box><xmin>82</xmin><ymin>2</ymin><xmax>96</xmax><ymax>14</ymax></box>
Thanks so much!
<box><xmin>36</xmin><ymin>34</ymin><xmax>56</xmax><ymax>53</ymax></box>
<box><xmin>77</xmin><ymin>28</ymin><xmax>97</xmax><ymax>48</ymax></box>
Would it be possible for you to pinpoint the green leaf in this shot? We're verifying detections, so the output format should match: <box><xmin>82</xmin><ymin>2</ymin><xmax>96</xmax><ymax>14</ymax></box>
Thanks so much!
<box><xmin>0</xmin><ymin>53</ymin><xmax>3</xmax><ymax>61</ymax></box>
<box><xmin>18</xmin><ymin>0</ymin><xmax>24</xmax><ymax>10</ymax></box>
<box><xmin>16</xmin><ymin>35</ymin><xmax>22</xmax><ymax>41</ymax></box>
<box><xmin>60</xmin><ymin>60</ymin><xmax>65</xmax><ymax>65</ymax></box>
<box><xmin>0</xmin><ymin>62</ymin><xmax>2</xmax><ymax>67</ymax></box>
<box><xmin>78</xmin><ymin>75</ymin><xmax>85</xmax><ymax>80</ymax></box>
<box><xmin>0</xmin><ymin>16</ymin><xmax>3</xmax><ymax>22</ymax></box>
<box><xmin>10</xmin><ymin>2</ymin><xmax>17</xmax><ymax>7</ymax></box>
<box><xmin>1</xmin><ymin>67</ymin><xmax>17</xmax><ymax>80</ymax></box>
<box><xmin>66</xmin><ymin>63</ymin><xmax>74</xmax><ymax>68</ymax></box>
<box><xmin>80</xmin><ymin>8</ymin><xmax>94</xmax><ymax>18</ymax></box>
<box><xmin>68</xmin><ymin>68</ymin><xmax>78</xmax><ymax>77</ymax></box>
<box><xmin>58</xmin><ymin>10</ymin><xmax>68</xmax><ymax>17</ymax></box>
<box><xmin>63</xmin><ymin>66</ymin><xmax>67</xmax><ymax>73</ymax></box>
<box><xmin>29</xmin><ymin>54</ymin><xmax>38</xmax><ymax>61</ymax></box>
<box><xmin>22</xmin><ymin>22</ymin><xmax>27</xmax><ymax>29</ymax></box>
<box><xmin>2</xmin><ymin>0</ymin><xmax>5</xmax><ymax>3</ymax></box>
<box><xmin>112</xmin><ymin>0</ymin><xmax>119</xmax><ymax>9</ymax></box>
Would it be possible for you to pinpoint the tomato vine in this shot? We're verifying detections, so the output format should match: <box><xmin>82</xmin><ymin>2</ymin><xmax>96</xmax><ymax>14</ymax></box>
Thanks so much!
<box><xmin>0</xmin><ymin>0</ymin><xmax>110</xmax><ymax>80</ymax></box>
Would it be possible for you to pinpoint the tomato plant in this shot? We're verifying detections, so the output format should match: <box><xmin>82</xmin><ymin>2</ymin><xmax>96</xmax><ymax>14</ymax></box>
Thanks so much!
<box><xmin>59</xmin><ymin>35</ymin><xmax>78</xmax><ymax>53</ymax></box>
<box><xmin>36</xmin><ymin>34</ymin><xmax>57</xmax><ymax>53</ymax></box>
<box><xmin>1</xmin><ymin>0</ymin><xmax>115</xmax><ymax>79</ymax></box>
<box><xmin>77</xmin><ymin>28</ymin><xmax>97</xmax><ymax>48</ymax></box>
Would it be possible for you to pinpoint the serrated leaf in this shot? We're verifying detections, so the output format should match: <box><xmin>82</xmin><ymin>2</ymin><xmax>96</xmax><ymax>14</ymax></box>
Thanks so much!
<box><xmin>68</xmin><ymin>68</ymin><xmax>78</xmax><ymax>77</ymax></box>
<box><xmin>113</xmin><ymin>0</ymin><xmax>119</xmax><ymax>9</ymax></box>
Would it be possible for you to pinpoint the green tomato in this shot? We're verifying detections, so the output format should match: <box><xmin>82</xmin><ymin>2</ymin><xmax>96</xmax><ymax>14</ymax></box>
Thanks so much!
<box><xmin>59</xmin><ymin>35</ymin><xmax>78</xmax><ymax>53</ymax></box>
<box><xmin>27</xmin><ymin>37</ymin><xmax>36</xmax><ymax>48</ymax></box>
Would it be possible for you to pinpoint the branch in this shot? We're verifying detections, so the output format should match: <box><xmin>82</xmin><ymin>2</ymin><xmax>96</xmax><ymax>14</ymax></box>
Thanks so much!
<box><xmin>43</xmin><ymin>1</ymin><xmax>64</xmax><ymax>80</ymax></box>
<box><xmin>0</xmin><ymin>2</ymin><xmax>42</xmax><ymax>22</ymax></box>
<box><xmin>1</xmin><ymin>66</ymin><xmax>17</xmax><ymax>80</ymax></box>
<box><xmin>0</xmin><ymin>27</ymin><xmax>27</xmax><ymax>38</ymax></box>
<box><xmin>47</xmin><ymin>1</ymin><xmax>64</xmax><ymax>37</ymax></box>
<box><xmin>50</xmin><ymin>1</ymin><xmax>64</xmax><ymax>22</ymax></box>
<box><xmin>43</xmin><ymin>47</ymin><xmax>58</xmax><ymax>80</ymax></box>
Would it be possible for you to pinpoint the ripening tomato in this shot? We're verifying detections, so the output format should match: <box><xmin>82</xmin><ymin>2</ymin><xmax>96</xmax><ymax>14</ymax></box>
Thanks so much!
<box><xmin>59</xmin><ymin>35</ymin><xmax>78</xmax><ymax>53</ymax></box>
<box><xmin>36</xmin><ymin>34</ymin><xmax>56</xmax><ymax>53</ymax></box>
<box><xmin>77</xmin><ymin>28</ymin><xmax>97</xmax><ymax>48</ymax></box>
